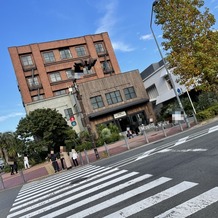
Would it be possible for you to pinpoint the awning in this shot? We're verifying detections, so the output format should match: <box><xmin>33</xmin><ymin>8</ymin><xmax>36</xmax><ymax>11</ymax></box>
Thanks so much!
<box><xmin>88</xmin><ymin>98</ymin><xmax>149</xmax><ymax>118</ymax></box>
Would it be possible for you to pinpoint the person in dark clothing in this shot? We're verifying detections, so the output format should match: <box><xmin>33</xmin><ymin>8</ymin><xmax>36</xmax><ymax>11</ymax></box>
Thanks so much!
<box><xmin>50</xmin><ymin>151</ymin><xmax>60</xmax><ymax>173</ymax></box>
<box><xmin>13</xmin><ymin>159</ymin><xmax>18</xmax><ymax>174</ymax></box>
<box><xmin>10</xmin><ymin>163</ymin><xmax>14</xmax><ymax>175</ymax></box>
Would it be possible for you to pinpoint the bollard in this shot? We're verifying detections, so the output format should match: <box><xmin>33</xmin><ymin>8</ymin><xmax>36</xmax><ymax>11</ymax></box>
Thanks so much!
<box><xmin>0</xmin><ymin>173</ymin><xmax>5</xmax><ymax>189</ymax></box>
<box><xmin>84</xmin><ymin>149</ymin><xmax>90</xmax><ymax>164</ymax></box>
<box><xmin>124</xmin><ymin>136</ymin><xmax>130</xmax><ymax>150</ymax></box>
<box><xmin>161</xmin><ymin>123</ymin><xmax>167</xmax><ymax>137</ymax></box>
<box><xmin>20</xmin><ymin>169</ymin><xmax>26</xmax><ymax>183</ymax></box>
<box><xmin>78</xmin><ymin>152</ymin><xmax>84</xmax><ymax>165</ymax></box>
<box><xmin>94</xmin><ymin>148</ymin><xmax>100</xmax><ymax>159</ymax></box>
<box><xmin>193</xmin><ymin>113</ymin><xmax>198</xmax><ymax>125</ymax></box>
<box><xmin>104</xmin><ymin>142</ymin><xmax>110</xmax><ymax>157</ymax></box>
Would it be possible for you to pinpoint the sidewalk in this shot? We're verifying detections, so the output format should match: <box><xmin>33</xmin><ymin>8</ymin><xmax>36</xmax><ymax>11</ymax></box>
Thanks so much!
<box><xmin>0</xmin><ymin>118</ymin><xmax>216</xmax><ymax>190</ymax></box>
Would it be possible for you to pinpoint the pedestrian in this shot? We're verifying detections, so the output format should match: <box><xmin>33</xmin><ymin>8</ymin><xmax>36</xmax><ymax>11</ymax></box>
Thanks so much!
<box><xmin>69</xmin><ymin>149</ymin><xmax>79</xmax><ymax>167</ymax></box>
<box><xmin>50</xmin><ymin>150</ymin><xmax>60</xmax><ymax>173</ymax></box>
<box><xmin>24</xmin><ymin>154</ymin><xmax>30</xmax><ymax>169</ymax></box>
<box><xmin>126</xmin><ymin>127</ymin><xmax>133</xmax><ymax>139</ymax></box>
<box><xmin>7</xmin><ymin>156</ymin><xmax>15</xmax><ymax>175</ymax></box>
<box><xmin>59</xmin><ymin>146</ymin><xmax>65</xmax><ymax>170</ymax></box>
<box><xmin>13</xmin><ymin>158</ymin><xmax>18</xmax><ymax>174</ymax></box>
<box><xmin>60</xmin><ymin>146</ymin><xmax>72</xmax><ymax>170</ymax></box>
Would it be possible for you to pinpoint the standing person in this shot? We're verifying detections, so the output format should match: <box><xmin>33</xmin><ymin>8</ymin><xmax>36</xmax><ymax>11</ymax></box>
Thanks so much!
<box><xmin>70</xmin><ymin>149</ymin><xmax>79</xmax><ymax>167</ymax></box>
<box><xmin>13</xmin><ymin>158</ymin><xmax>18</xmax><ymax>174</ymax></box>
<box><xmin>24</xmin><ymin>154</ymin><xmax>30</xmax><ymax>169</ymax></box>
<box><xmin>59</xmin><ymin>147</ymin><xmax>65</xmax><ymax>170</ymax></box>
<box><xmin>60</xmin><ymin>146</ymin><xmax>72</xmax><ymax>170</ymax></box>
<box><xmin>50</xmin><ymin>150</ymin><xmax>59</xmax><ymax>173</ymax></box>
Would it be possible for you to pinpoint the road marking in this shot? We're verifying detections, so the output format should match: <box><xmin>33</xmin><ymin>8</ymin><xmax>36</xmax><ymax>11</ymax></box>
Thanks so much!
<box><xmin>208</xmin><ymin>125</ymin><xmax>218</xmax><ymax>133</ymax></box>
<box><xmin>11</xmin><ymin>167</ymin><xmax>120</xmax><ymax>210</ymax></box>
<box><xmin>155</xmin><ymin>187</ymin><xmax>218</xmax><ymax>218</ymax></box>
<box><xmin>157</xmin><ymin>148</ymin><xmax>207</xmax><ymax>153</ymax></box>
<box><xmin>8</xmin><ymin>169</ymin><xmax>133</xmax><ymax>217</ymax></box>
<box><xmin>174</xmin><ymin>136</ymin><xmax>189</xmax><ymax>146</ymax></box>
<box><xmin>20</xmin><ymin>173</ymin><xmax>154</xmax><ymax>218</ymax></box>
<box><xmin>135</xmin><ymin>148</ymin><xmax>156</xmax><ymax>161</ymax></box>
<box><xmin>103</xmin><ymin>181</ymin><xmax>197</xmax><ymax>218</ymax></box>
<box><xmin>14</xmin><ymin>165</ymin><xmax>108</xmax><ymax>203</ymax></box>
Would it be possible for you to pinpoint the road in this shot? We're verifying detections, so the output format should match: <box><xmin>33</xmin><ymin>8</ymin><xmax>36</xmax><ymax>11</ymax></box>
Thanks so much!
<box><xmin>2</xmin><ymin>120</ymin><xmax>218</xmax><ymax>218</ymax></box>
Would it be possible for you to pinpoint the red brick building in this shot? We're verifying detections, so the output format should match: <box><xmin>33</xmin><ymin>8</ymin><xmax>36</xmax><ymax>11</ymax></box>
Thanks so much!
<box><xmin>8</xmin><ymin>32</ymin><xmax>155</xmax><ymax>135</ymax></box>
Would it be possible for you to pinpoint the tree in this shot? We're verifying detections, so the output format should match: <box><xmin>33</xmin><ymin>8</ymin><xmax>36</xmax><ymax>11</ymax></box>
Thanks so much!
<box><xmin>16</xmin><ymin>108</ymin><xmax>73</xmax><ymax>154</ymax></box>
<box><xmin>153</xmin><ymin>0</ymin><xmax>218</xmax><ymax>92</ymax></box>
<box><xmin>0</xmin><ymin>131</ymin><xmax>21</xmax><ymax>162</ymax></box>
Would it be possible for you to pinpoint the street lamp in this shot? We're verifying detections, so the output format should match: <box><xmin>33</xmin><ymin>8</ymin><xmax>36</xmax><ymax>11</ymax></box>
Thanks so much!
<box><xmin>150</xmin><ymin>0</ymin><xmax>190</xmax><ymax>128</ymax></box>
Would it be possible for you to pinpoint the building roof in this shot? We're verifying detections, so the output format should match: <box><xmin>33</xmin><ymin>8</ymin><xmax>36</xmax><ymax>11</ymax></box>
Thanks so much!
<box><xmin>140</xmin><ymin>59</ymin><xmax>164</xmax><ymax>80</ymax></box>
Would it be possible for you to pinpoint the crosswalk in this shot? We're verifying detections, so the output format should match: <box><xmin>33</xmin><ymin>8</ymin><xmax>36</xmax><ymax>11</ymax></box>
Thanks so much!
<box><xmin>7</xmin><ymin>165</ymin><xmax>218</xmax><ymax>218</ymax></box>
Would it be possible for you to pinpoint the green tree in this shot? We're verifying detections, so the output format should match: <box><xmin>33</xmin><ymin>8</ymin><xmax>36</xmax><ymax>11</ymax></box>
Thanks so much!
<box><xmin>154</xmin><ymin>0</ymin><xmax>218</xmax><ymax>92</ymax></box>
<box><xmin>16</xmin><ymin>108</ymin><xmax>72</xmax><ymax>154</ymax></box>
<box><xmin>0</xmin><ymin>131</ymin><xmax>22</xmax><ymax>162</ymax></box>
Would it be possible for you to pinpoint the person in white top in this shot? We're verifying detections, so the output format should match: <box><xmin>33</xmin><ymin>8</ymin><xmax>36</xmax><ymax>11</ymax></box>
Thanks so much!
<box><xmin>69</xmin><ymin>149</ymin><xmax>79</xmax><ymax>166</ymax></box>
<box><xmin>24</xmin><ymin>154</ymin><xmax>30</xmax><ymax>169</ymax></box>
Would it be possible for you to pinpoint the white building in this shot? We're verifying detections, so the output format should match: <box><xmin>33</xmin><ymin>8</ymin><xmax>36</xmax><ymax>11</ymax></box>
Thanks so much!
<box><xmin>141</xmin><ymin>60</ymin><xmax>187</xmax><ymax>109</ymax></box>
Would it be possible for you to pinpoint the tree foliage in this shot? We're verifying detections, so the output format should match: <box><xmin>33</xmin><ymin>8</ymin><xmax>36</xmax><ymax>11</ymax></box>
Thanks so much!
<box><xmin>16</xmin><ymin>108</ymin><xmax>73</xmax><ymax>153</ymax></box>
<box><xmin>153</xmin><ymin>0</ymin><xmax>218</xmax><ymax>92</ymax></box>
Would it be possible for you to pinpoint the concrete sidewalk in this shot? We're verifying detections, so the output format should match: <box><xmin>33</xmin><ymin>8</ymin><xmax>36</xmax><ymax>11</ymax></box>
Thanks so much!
<box><xmin>0</xmin><ymin>118</ymin><xmax>215</xmax><ymax>191</ymax></box>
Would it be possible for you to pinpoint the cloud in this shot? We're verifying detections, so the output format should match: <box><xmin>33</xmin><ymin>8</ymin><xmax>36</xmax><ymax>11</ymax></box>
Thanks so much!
<box><xmin>112</xmin><ymin>41</ymin><xmax>134</xmax><ymax>52</ymax></box>
<box><xmin>95</xmin><ymin>1</ymin><xmax>118</xmax><ymax>34</ymax></box>
<box><xmin>0</xmin><ymin>112</ymin><xmax>25</xmax><ymax>122</ymax></box>
<box><xmin>140</xmin><ymin>34</ymin><xmax>153</xmax><ymax>40</ymax></box>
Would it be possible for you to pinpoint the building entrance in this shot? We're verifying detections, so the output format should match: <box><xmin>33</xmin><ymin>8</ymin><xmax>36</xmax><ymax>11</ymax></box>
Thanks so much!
<box><xmin>116</xmin><ymin>111</ymin><xmax>147</xmax><ymax>133</ymax></box>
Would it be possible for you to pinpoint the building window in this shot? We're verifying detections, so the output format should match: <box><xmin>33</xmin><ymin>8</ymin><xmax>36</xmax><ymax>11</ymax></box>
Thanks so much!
<box><xmin>64</xmin><ymin>108</ymin><xmax>73</xmax><ymax>120</ymax></box>
<box><xmin>75</xmin><ymin>46</ymin><xmax>86</xmax><ymax>57</ymax></box>
<box><xmin>27</xmin><ymin>77</ymin><xmax>39</xmax><ymax>86</ymax></box>
<box><xmin>50</xmin><ymin>72</ymin><xmax>61</xmax><ymax>82</ymax></box>
<box><xmin>66</xmin><ymin>69</ymin><xmax>74</xmax><ymax>79</ymax></box>
<box><xmin>124</xmin><ymin>87</ymin><xmax>137</xmax><ymax>100</ymax></box>
<box><xmin>66</xmin><ymin>69</ymin><xmax>84</xmax><ymax>79</ymax></box>
<box><xmin>95</xmin><ymin>42</ymin><xmax>105</xmax><ymax>54</ymax></box>
<box><xmin>32</xmin><ymin>94</ymin><xmax>44</xmax><ymax>101</ymax></box>
<box><xmin>43</xmin><ymin>51</ymin><xmax>55</xmax><ymax>63</ymax></box>
<box><xmin>165</xmin><ymin>75</ymin><xmax>173</xmax><ymax>90</ymax></box>
<box><xmin>101</xmin><ymin>61</ymin><xmax>112</xmax><ymax>74</ymax></box>
<box><xmin>90</xmin><ymin>96</ymin><xmax>104</xmax><ymax>109</ymax></box>
<box><xmin>20</xmin><ymin>55</ymin><xmax>33</xmax><ymax>66</ymax></box>
<box><xmin>146</xmin><ymin>84</ymin><xmax>159</xmax><ymax>100</ymax></box>
<box><xmin>59</xmin><ymin>48</ymin><xmax>72</xmax><ymax>59</ymax></box>
<box><xmin>54</xmin><ymin>89</ymin><xmax>66</xmax><ymax>96</ymax></box>
<box><xmin>106</xmin><ymin>91</ymin><xmax>122</xmax><ymax>105</ymax></box>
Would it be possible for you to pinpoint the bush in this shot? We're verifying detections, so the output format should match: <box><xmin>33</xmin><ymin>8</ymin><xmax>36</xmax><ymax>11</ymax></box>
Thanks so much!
<box><xmin>196</xmin><ymin>104</ymin><xmax>218</xmax><ymax>121</ymax></box>
<box><xmin>75</xmin><ymin>141</ymin><xmax>92</xmax><ymax>152</ymax></box>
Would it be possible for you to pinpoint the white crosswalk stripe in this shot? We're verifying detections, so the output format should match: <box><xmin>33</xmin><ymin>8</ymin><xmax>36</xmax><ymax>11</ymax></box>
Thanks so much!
<box><xmin>6</xmin><ymin>165</ymin><xmax>218</xmax><ymax>218</ymax></box>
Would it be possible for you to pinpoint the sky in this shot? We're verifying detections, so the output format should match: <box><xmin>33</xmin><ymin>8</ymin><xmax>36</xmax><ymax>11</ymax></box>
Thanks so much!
<box><xmin>0</xmin><ymin>0</ymin><xmax>218</xmax><ymax>133</ymax></box>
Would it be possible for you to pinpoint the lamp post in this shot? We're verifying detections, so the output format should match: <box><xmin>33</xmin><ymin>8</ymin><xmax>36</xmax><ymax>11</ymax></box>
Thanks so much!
<box><xmin>150</xmin><ymin>0</ymin><xmax>190</xmax><ymax>128</ymax></box>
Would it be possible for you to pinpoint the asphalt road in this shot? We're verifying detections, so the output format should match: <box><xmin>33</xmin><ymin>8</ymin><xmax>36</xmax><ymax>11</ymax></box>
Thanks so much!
<box><xmin>2</xmin><ymin>120</ymin><xmax>218</xmax><ymax>218</ymax></box>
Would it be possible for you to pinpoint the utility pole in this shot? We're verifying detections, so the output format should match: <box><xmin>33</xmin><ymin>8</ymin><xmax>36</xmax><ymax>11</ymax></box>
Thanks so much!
<box><xmin>72</xmin><ymin>58</ymin><xmax>100</xmax><ymax>159</ymax></box>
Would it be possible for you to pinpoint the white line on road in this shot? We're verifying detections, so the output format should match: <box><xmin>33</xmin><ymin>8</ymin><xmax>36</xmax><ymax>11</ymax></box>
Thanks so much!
<box><xmin>103</xmin><ymin>181</ymin><xmax>197</xmax><ymax>218</ymax></box>
<box><xmin>9</xmin><ymin>171</ymin><xmax>140</xmax><ymax>218</ymax></box>
<box><xmin>174</xmin><ymin>136</ymin><xmax>189</xmax><ymax>146</ymax></box>
<box><xmin>155</xmin><ymin>187</ymin><xmax>218</xmax><ymax>218</ymax></box>
<box><xmin>65</xmin><ymin>177</ymin><xmax>172</xmax><ymax>218</ymax></box>
<box><xmin>208</xmin><ymin>125</ymin><xmax>218</xmax><ymax>133</ymax></box>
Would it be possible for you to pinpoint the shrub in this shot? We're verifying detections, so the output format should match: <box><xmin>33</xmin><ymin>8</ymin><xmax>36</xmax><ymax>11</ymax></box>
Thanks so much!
<box><xmin>196</xmin><ymin>106</ymin><xmax>217</xmax><ymax>121</ymax></box>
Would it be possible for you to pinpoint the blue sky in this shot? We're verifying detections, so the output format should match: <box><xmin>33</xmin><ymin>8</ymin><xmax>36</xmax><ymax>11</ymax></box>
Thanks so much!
<box><xmin>0</xmin><ymin>0</ymin><xmax>218</xmax><ymax>133</ymax></box>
